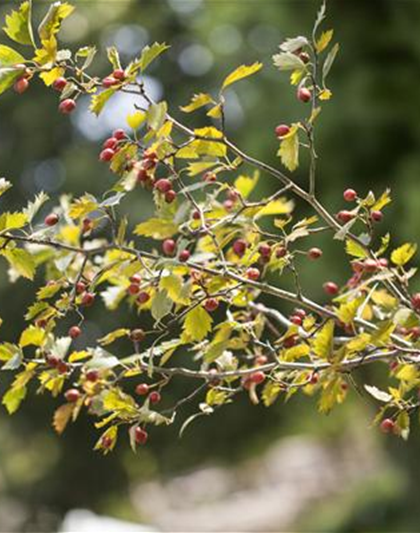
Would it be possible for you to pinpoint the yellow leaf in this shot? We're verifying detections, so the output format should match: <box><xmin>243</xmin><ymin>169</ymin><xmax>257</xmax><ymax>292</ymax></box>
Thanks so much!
<box><xmin>68</xmin><ymin>195</ymin><xmax>98</xmax><ymax>220</ymax></box>
<box><xmin>234</xmin><ymin>173</ymin><xmax>259</xmax><ymax>199</ymax></box>
<box><xmin>4</xmin><ymin>1</ymin><xmax>34</xmax><ymax>46</ymax></box>
<box><xmin>0</xmin><ymin>212</ymin><xmax>28</xmax><ymax>232</ymax></box>
<box><xmin>336</xmin><ymin>297</ymin><xmax>363</xmax><ymax>325</ymax></box>
<box><xmin>277</xmin><ymin>125</ymin><xmax>299</xmax><ymax>171</ymax></box>
<box><xmin>391</xmin><ymin>243</ymin><xmax>417</xmax><ymax>267</ymax></box>
<box><xmin>207</xmin><ymin>104</ymin><xmax>222</xmax><ymax>118</ymax></box>
<box><xmin>180</xmin><ymin>93</ymin><xmax>214</xmax><ymax>113</ymax></box>
<box><xmin>99</xmin><ymin>329</ymin><xmax>130</xmax><ymax>346</ymax></box>
<box><xmin>312</xmin><ymin>320</ymin><xmax>334</xmax><ymax>360</ymax></box>
<box><xmin>316</xmin><ymin>29</ymin><xmax>334</xmax><ymax>53</ymax></box>
<box><xmin>53</xmin><ymin>403</ymin><xmax>75</xmax><ymax>434</ymax></box>
<box><xmin>319</xmin><ymin>89</ymin><xmax>332</xmax><ymax>100</ymax></box>
<box><xmin>345</xmin><ymin>239</ymin><xmax>368</xmax><ymax>259</ymax></box>
<box><xmin>182</xmin><ymin>306</ymin><xmax>213</xmax><ymax>342</ymax></box>
<box><xmin>290</xmin><ymin>69</ymin><xmax>305</xmax><ymax>86</ymax></box>
<box><xmin>19</xmin><ymin>326</ymin><xmax>45</xmax><ymax>348</ymax></box>
<box><xmin>222</xmin><ymin>62</ymin><xmax>263</xmax><ymax>90</ymax></box>
<box><xmin>1</xmin><ymin>248</ymin><xmax>36</xmax><ymax>280</ymax></box>
<box><xmin>255</xmin><ymin>198</ymin><xmax>294</xmax><ymax>218</ymax></box>
<box><xmin>186</xmin><ymin>161</ymin><xmax>218</xmax><ymax>177</ymax></box>
<box><xmin>127</xmin><ymin>110</ymin><xmax>146</xmax><ymax>129</ymax></box>
<box><xmin>160</xmin><ymin>273</ymin><xmax>191</xmax><ymax>305</ymax></box>
<box><xmin>134</xmin><ymin>218</ymin><xmax>178</xmax><ymax>240</ymax></box>
<box><xmin>39</xmin><ymin>66</ymin><xmax>65</xmax><ymax>86</ymax></box>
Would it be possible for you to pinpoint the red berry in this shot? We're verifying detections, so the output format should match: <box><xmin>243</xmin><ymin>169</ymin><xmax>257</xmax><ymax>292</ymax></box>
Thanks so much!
<box><xmin>130</xmin><ymin>329</ymin><xmax>145</xmax><ymax>342</ymax></box>
<box><xmin>411</xmin><ymin>293</ymin><xmax>420</xmax><ymax>311</ymax></box>
<box><xmin>203</xmin><ymin>171</ymin><xmax>217</xmax><ymax>182</ymax></box>
<box><xmin>102</xmin><ymin>76</ymin><xmax>118</xmax><ymax>88</ymax></box>
<box><xmin>337</xmin><ymin>210</ymin><xmax>354</xmax><ymax>224</ymax></box>
<box><xmin>59</xmin><ymin>98</ymin><xmax>76</xmax><ymax>114</ymax></box>
<box><xmin>57</xmin><ymin>360</ymin><xmax>69</xmax><ymax>374</ymax></box>
<box><xmin>99</xmin><ymin>148</ymin><xmax>115</xmax><ymax>162</ymax></box>
<box><xmin>380</xmin><ymin>418</ymin><xmax>395</xmax><ymax>434</ymax></box>
<box><xmin>290</xmin><ymin>315</ymin><xmax>302</xmax><ymax>326</ymax></box>
<box><xmin>76</xmin><ymin>281</ymin><xmax>87</xmax><ymax>294</ymax></box>
<box><xmin>14</xmin><ymin>77</ymin><xmax>29</xmax><ymax>94</ymax></box>
<box><xmin>82</xmin><ymin>217</ymin><xmax>93</xmax><ymax>233</ymax></box>
<box><xmin>81</xmin><ymin>292</ymin><xmax>95</xmax><ymax>307</ymax></box>
<box><xmin>179</xmin><ymin>249</ymin><xmax>190</xmax><ymax>262</ymax></box>
<box><xmin>378</xmin><ymin>258</ymin><xmax>388</xmax><ymax>268</ymax></box>
<box><xmin>255</xmin><ymin>355</ymin><xmax>268</xmax><ymax>366</ymax></box>
<box><xmin>101</xmin><ymin>436</ymin><xmax>113</xmax><ymax>449</ymax></box>
<box><xmin>275</xmin><ymin>124</ymin><xmax>290</xmax><ymax>138</ymax></box>
<box><xmin>130</xmin><ymin>274</ymin><xmax>141</xmax><ymax>284</ymax></box>
<box><xmin>309</xmin><ymin>372</ymin><xmax>319</xmax><ymax>385</ymax></box>
<box><xmin>142</xmin><ymin>158</ymin><xmax>156</xmax><ymax>171</ymax></box>
<box><xmin>250</xmin><ymin>371</ymin><xmax>266</xmax><ymax>385</ymax></box>
<box><xmin>410</xmin><ymin>326</ymin><xmax>420</xmax><ymax>340</ymax></box>
<box><xmin>36</xmin><ymin>318</ymin><xmax>48</xmax><ymax>329</ymax></box>
<box><xmin>246</xmin><ymin>268</ymin><xmax>260</xmax><ymax>281</ymax></box>
<box><xmin>371</xmin><ymin>210</ymin><xmax>383</xmax><ymax>223</ymax></box>
<box><xmin>299</xmin><ymin>52</ymin><xmax>310</xmax><ymax>64</ymax></box>
<box><xmin>276</xmin><ymin>246</ymin><xmax>287</xmax><ymax>258</ymax></box>
<box><xmin>46</xmin><ymin>354</ymin><xmax>59</xmax><ymax>368</ymax></box>
<box><xmin>137</xmin><ymin>291</ymin><xmax>150</xmax><ymax>304</ymax></box>
<box><xmin>297</xmin><ymin>87</ymin><xmax>311</xmax><ymax>103</ymax></box>
<box><xmin>233</xmin><ymin>239</ymin><xmax>247</xmax><ymax>257</ymax></box>
<box><xmin>113</xmin><ymin>129</ymin><xmax>126</xmax><ymax>140</ymax></box>
<box><xmin>308</xmin><ymin>247</ymin><xmax>322</xmax><ymax>260</ymax></box>
<box><xmin>149</xmin><ymin>391</ymin><xmax>161</xmax><ymax>404</ymax></box>
<box><xmin>53</xmin><ymin>77</ymin><xmax>67</xmax><ymax>91</ymax></box>
<box><xmin>323</xmin><ymin>281</ymin><xmax>339</xmax><ymax>295</ymax></box>
<box><xmin>45</xmin><ymin>213</ymin><xmax>59</xmax><ymax>227</ymax></box>
<box><xmin>69</xmin><ymin>326</ymin><xmax>81</xmax><ymax>339</ymax></box>
<box><xmin>165</xmin><ymin>190</ymin><xmax>176</xmax><ymax>203</ymax></box>
<box><xmin>204</xmin><ymin>298</ymin><xmax>219</xmax><ymax>312</ymax></box>
<box><xmin>86</xmin><ymin>369</ymin><xmax>99</xmax><ymax>382</ymax></box>
<box><xmin>293</xmin><ymin>308</ymin><xmax>306</xmax><ymax>319</ymax></box>
<box><xmin>65</xmin><ymin>388</ymin><xmax>81</xmax><ymax>403</ymax></box>
<box><xmin>135</xmin><ymin>383</ymin><xmax>149</xmax><ymax>396</ymax></box>
<box><xmin>144</xmin><ymin>150</ymin><xmax>158</xmax><ymax>161</ymax></box>
<box><xmin>127</xmin><ymin>283</ymin><xmax>140</xmax><ymax>295</ymax></box>
<box><xmin>258</xmin><ymin>244</ymin><xmax>272</xmax><ymax>258</ymax></box>
<box><xmin>223</xmin><ymin>199</ymin><xmax>234</xmax><ymax>211</ymax></box>
<box><xmin>192</xmin><ymin>210</ymin><xmax>201</xmax><ymax>220</ymax></box>
<box><xmin>155</xmin><ymin>179</ymin><xmax>172</xmax><ymax>193</ymax></box>
<box><xmin>134</xmin><ymin>426</ymin><xmax>148</xmax><ymax>445</ymax></box>
<box><xmin>283</xmin><ymin>335</ymin><xmax>297</xmax><ymax>348</ymax></box>
<box><xmin>137</xmin><ymin>169</ymin><xmax>148</xmax><ymax>183</ymax></box>
<box><xmin>364</xmin><ymin>258</ymin><xmax>379</xmax><ymax>273</ymax></box>
<box><xmin>103</xmin><ymin>137</ymin><xmax>118</xmax><ymax>150</ymax></box>
<box><xmin>113</xmin><ymin>69</ymin><xmax>126</xmax><ymax>81</ymax></box>
<box><xmin>162</xmin><ymin>239</ymin><xmax>176</xmax><ymax>257</ymax></box>
<box><xmin>343</xmin><ymin>188</ymin><xmax>357</xmax><ymax>202</ymax></box>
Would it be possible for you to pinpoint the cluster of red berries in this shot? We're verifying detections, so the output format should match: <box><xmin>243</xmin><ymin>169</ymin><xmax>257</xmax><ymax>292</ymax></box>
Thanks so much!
<box><xmin>126</xmin><ymin>275</ymin><xmax>151</xmax><ymax>306</ymax></box>
<box><xmin>242</xmin><ymin>370</ymin><xmax>266</xmax><ymax>390</ymax></box>
<box><xmin>136</xmin><ymin>150</ymin><xmax>159</xmax><ymax>187</ymax></box>
<box><xmin>154</xmin><ymin>178</ymin><xmax>177</xmax><ymax>204</ymax></box>
<box><xmin>102</xmin><ymin>68</ymin><xmax>127</xmax><ymax>89</ymax></box>
<box><xmin>46</xmin><ymin>353</ymin><xmax>70</xmax><ymax>374</ymax></box>
<box><xmin>339</xmin><ymin>188</ymin><xmax>383</xmax><ymax>224</ymax></box>
<box><xmin>13</xmin><ymin>64</ymin><xmax>32</xmax><ymax>94</ymax></box>
<box><xmin>289</xmin><ymin>307</ymin><xmax>306</xmax><ymax>326</ymax></box>
<box><xmin>223</xmin><ymin>189</ymin><xmax>240</xmax><ymax>211</ymax></box>
<box><xmin>76</xmin><ymin>280</ymin><xmax>96</xmax><ymax>308</ymax></box>
<box><xmin>135</xmin><ymin>383</ymin><xmax>161</xmax><ymax>405</ymax></box>
<box><xmin>99</xmin><ymin>129</ymin><xmax>126</xmax><ymax>163</ymax></box>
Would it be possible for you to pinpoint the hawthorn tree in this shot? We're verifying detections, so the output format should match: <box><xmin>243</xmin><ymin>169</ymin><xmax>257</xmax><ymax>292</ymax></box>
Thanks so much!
<box><xmin>0</xmin><ymin>0</ymin><xmax>418</xmax><ymax>453</ymax></box>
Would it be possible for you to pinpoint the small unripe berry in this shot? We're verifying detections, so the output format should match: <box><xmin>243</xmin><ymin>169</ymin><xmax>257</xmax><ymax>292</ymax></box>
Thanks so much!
<box><xmin>65</xmin><ymin>388</ymin><xmax>81</xmax><ymax>403</ymax></box>
<box><xmin>134</xmin><ymin>426</ymin><xmax>148</xmax><ymax>445</ymax></box>
<box><xmin>113</xmin><ymin>129</ymin><xmax>126</xmax><ymax>140</ymax></box>
<box><xmin>204</xmin><ymin>298</ymin><xmax>219</xmax><ymax>312</ymax></box>
<box><xmin>127</xmin><ymin>283</ymin><xmax>140</xmax><ymax>295</ymax></box>
<box><xmin>179</xmin><ymin>249</ymin><xmax>190</xmax><ymax>262</ymax></box>
<box><xmin>155</xmin><ymin>178</ymin><xmax>172</xmax><ymax>193</ymax></box>
<box><xmin>250</xmin><ymin>370</ymin><xmax>266</xmax><ymax>385</ymax></box>
<box><xmin>378</xmin><ymin>258</ymin><xmax>388</xmax><ymax>268</ymax></box>
<box><xmin>45</xmin><ymin>213</ymin><xmax>59</xmax><ymax>227</ymax></box>
<box><xmin>233</xmin><ymin>238</ymin><xmax>247</xmax><ymax>257</ymax></box>
<box><xmin>149</xmin><ymin>391</ymin><xmax>161</xmax><ymax>404</ymax></box>
<box><xmin>246</xmin><ymin>267</ymin><xmax>260</xmax><ymax>281</ymax></box>
<box><xmin>323</xmin><ymin>281</ymin><xmax>339</xmax><ymax>295</ymax></box>
<box><xmin>337</xmin><ymin>210</ymin><xmax>355</xmax><ymax>224</ymax></box>
<box><xmin>411</xmin><ymin>293</ymin><xmax>420</xmax><ymax>311</ymax></box>
<box><xmin>130</xmin><ymin>328</ymin><xmax>145</xmax><ymax>342</ymax></box>
<box><xmin>52</xmin><ymin>77</ymin><xmax>67</xmax><ymax>91</ymax></box>
<box><xmin>81</xmin><ymin>292</ymin><xmax>95</xmax><ymax>307</ymax></box>
<box><xmin>136</xmin><ymin>383</ymin><xmax>150</xmax><ymax>396</ymax></box>
<box><xmin>113</xmin><ymin>69</ymin><xmax>126</xmax><ymax>81</ymax></box>
<box><xmin>297</xmin><ymin>87</ymin><xmax>311</xmax><ymax>103</ymax></box>
<box><xmin>380</xmin><ymin>418</ymin><xmax>395</xmax><ymax>434</ymax></box>
<box><xmin>137</xmin><ymin>291</ymin><xmax>150</xmax><ymax>304</ymax></box>
<box><xmin>275</xmin><ymin>124</ymin><xmax>290</xmax><ymax>138</ymax></box>
<box><xmin>69</xmin><ymin>326</ymin><xmax>81</xmax><ymax>339</ymax></box>
<box><xmin>14</xmin><ymin>77</ymin><xmax>29</xmax><ymax>94</ymax></box>
<box><xmin>165</xmin><ymin>190</ymin><xmax>177</xmax><ymax>204</ymax></box>
<box><xmin>308</xmin><ymin>247</ymin><xmax>322</xmax><ymax>260</ymax></box>
<box><xmin>162</xmin><ymin>239</ymin><xmax>176</xmax><ymax>257</ymax></box>
<box><xmin>99</xmin><ymin>148</ymin><xmax>115</xmax><ymax>162</ymax></box>
<box><xmin>103</xmin><ymin>137</ymin><xmax>118</xmax><ymax>150</ymax></box>
<box><xmin>371</xmin><ymin>210</ymin><xmax>383</xmax><ymax>223</ymax></box>
<box><xmin>343</xmin><ymin>188</ymin><xmax>357</xmax><ymax>202</ymax></box>
<box><xmin>59</xmin><ymin>98</ymin><xmax>76</xmax><ymax>114</ymax></box>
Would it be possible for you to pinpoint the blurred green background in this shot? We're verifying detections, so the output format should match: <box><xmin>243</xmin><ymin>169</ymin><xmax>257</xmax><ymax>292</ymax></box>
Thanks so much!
<box><xmin>1</xmin><ymin>0</ymin><xmax>420</xmax><ymax>531</ymax></box>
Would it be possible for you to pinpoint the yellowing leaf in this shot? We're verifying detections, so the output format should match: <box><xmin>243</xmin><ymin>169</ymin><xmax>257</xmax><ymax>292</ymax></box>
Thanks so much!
<box><xmin>160</xmin><ymin>273</ymin><xmax>190</xmax><ymax>305</ymax></box>
<box><xmin>1</xmin><ymin>248</ymin><xmax>36</xmax><ymax>280</ymax></box>
<box><xmin>319</xmin><ymin>89</ymin><xmax>332</xmax><ymax>100</ymax></box>
<box><xmin>312</xmin><ymin>320</ymin><xmax>334</xmax><ymax>360</ymax></box>
<box><xmin>277</xmin><ymin>125</ymin><xmax>299</xmax><ymax>171</ymax></box>
<box><xmin>134</xmin><ymin>218</ymin><xmax>178</xmax><ymax>240</ymax></box>
<box><xmin>234</xmin><ymin>173</ymin><xmax>259</xmax><ymax>199</ymax></box>
<box><xmin>255</xmin><ymin>198</ymin><xmax>294</xmax><ymax>218</ymax></box>
<box><xmin>90</xmin><ymin>88</ymin><xmax>116</xmax><ymax>116</ymax></box>
<box><xmin>0</xmin><ymin>45</ymin><xmax>25</xmax><ymax>67</ymax></box>
<box><xmin>222</xmin><ymin>62</ymin><xmax>263</xmax><ymax>90</ymax></box>
<box><xmin>39</xmin><ymin>66</ymin><xmax>65</xmax><ymax>86</ymax></box>
<box><xmin>0</xmin><ymin>212</ymin><xmax>28</xmax><ymax>232</ymax></box>
<box><xmin>94</xmin><ymin>425</ymin><xmax>118</xmax><ymax>454</ymax></box>
<box><xmin>38</xmin><ymin>2</ymin><xmax>74</xmax><ymax>42</ymax></box>
<box><xmin>68</xmin><ymin>195</ymin><xmax>98</xmax><ymax>220</ymax></box>
<box><xmin>147</xmin><ymin>101</ymin><xmax>168</xmax><ymax>131</ymax></box>
<box><xmin>207</xmin><ymin>104</ymin><xmax>222</xmax><ymax>118</ymax></box>
<box><xmin>2</xmin><ymin>385</ymin><xmax>27</xmax><ymax>414</ymax></box>
<box><xmin>102</xmin><ymin>388</ymin><xmax>137</xmax><ymax>417</ymax></box>
<box><xmin>139</xmin><ymin>42</ymin><xmax>169</xmax><ymax>72</ymax></box>
<box><xmin>19</xmin><ymin>326</ymin><xmax>45</xmax><ymax>348</ymax></box>
<box><xmin>53</xmin><ymin>403</ymin><xmax>75</xmax><ymax>434</ymax></box>
<box><xmin>4</xmin><ymin>1</ymin><xmax>35</xmax><ymax>46</ymax></box>
<box><xmin>126</xmin><ymin>110</ymin><xmax>146</xmax><ymax>129</ymax></box>
<box><xmin>336</xmin><ymin>297</ymin><xmax>363</xmax><ymax>325</ymax></box>
<box><xmin>345</xmin><ymin>239</ymin><xmax>368</xmax><ymax>259</ymax></box>
<box><xmin>316</xmin><ymin>29</ymin><xmax>334</xmax><ymax>53</ymax></box>
<box><xmin>182</xmin><ymin>306</ymin><xmax>213</xmax><ymax>342</ymax></box>
<box><xmin>180</xmin><ymin>93</ymin><xmax>214</xmax><ymax>113</ymax></box>
<box><xmin>99</xmin><ymin>329</ymin><xmax>130</xmax><ymax>346</ymax></box>
<box><xmin>391</xmin><ymin>243</ymin><xmax>417</xmax><ymax>267</ymax></box>
<box><xmin>186</xmin><ymin>161</ymin><xmax>218</xmax><ymax>177</ymax></box>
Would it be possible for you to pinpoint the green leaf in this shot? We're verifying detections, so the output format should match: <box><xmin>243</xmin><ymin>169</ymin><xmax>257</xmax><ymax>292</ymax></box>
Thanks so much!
<box><xmin>277</xmin><ymin>125</ymin><xmax>299</xmax><ymax>171</ymax></box>
<box><xmin>391</xmin><ymin>243</ymin><xmax>417</xmax><ymax>267</ymax></box>
<box><xmin>106</xmin><ymin>46</ymin><xmax>121</xmax><ymax>70</ymax></box>
<box><xmin>38</xmin><ymin>2</ymin><xmax>74</xmax><ymax>42</ymax></box>
<box><xmin>151</xmin><ymin>290</ymin><xmax>173</xmax><ymax>322</ymax></box>
<box><xmin>0</xmin><ymin>67</ymin><xmax>21</xmax><ymax>96</ymax></box>
<box><xmin>2</xmin><ymin>385</ymin><xmax>27</xmax><ymax>414</ymax></box>
<box><xmin>1</xmin><ymin>248</ymin><xmax>36</xmax><ymax>280</ymax></box>
<box><xmin>180</xmin><ymin>93</ymin><xmax>214</xmax><ymax>113</ymax></box>
<box><xmin>0</xmin><ymin>212</ymin><xmax>28</xmax><ymax>232</ymax></box>
<box><xmin>134</xmin><ymin>218</ymin><xmax>178</xmax><ymax>239</ymax></box>
<box><xmin>139</xmin><ymin>42</ymin><xmax>169</xmax><ymax>72</ymax></box>
<box><xmin>345</xmin><ymin>239</ymin><xmax>368</xmax><ymax>259</ymax></box>
<box><xmin>90</xmin><ymin>88</ymin><xmax>116</xmax><ymax>116</ymax></box>
<box><xmin>182</xmin><ymin>306</ymin><xmax>213</xmax><ymax>342</ymax></box>
<box><xmin>98</xmin><ymin>329</ymin><xmax>130</xmax><ymax>346</ymax></box>
<box><xmin>3</xmin><ymin>1</ymin><xmax>35</xmax><ymax>46</ymax></box>
<box><xmin>147</xmin><ymin>101</ymin><xmax>168</xmax><ymax>131</ymax></box>
<box><xmin>323</xmin><ymin>43</ymin><xmax>339</xmax><ymax>81</ymax></box>
<box><xmin>273</xmin><ymin>52</ymin><xmax>305</xmax><ymax>72</ymax></box>
<box><xmin>0</xmin><ymin>45</ymin><xmax>25</xmax><ymax>67</ymax></box>
<box><xmin>222</xmin><ymin>62</ymin><xmax>263</xmax><ymax>90</ymax></box>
